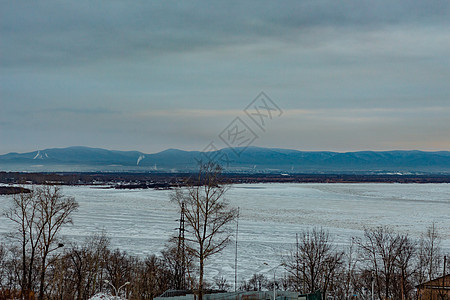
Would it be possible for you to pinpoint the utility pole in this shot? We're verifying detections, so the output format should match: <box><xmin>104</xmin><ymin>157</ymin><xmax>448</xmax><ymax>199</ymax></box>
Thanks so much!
<box><xmin>296</xmin><ymin>233</ymin><xmax>300</xmax><ymax>293</ymax></box>
<box><xmin>264</xmin><ymin>263</ymin><xmax>283</xmax><ymax>300</ymax></box>
<box><xmin>303</xmin><ymin>262</ymin><xmax>306</xmax><ymax>293</ymax></box>
<box><xmin>235</xmin><ymin>207</ymin><xmax>239</xmax><ymax>292</ymax></box>
<box><xmin>443</xmin><ymin>256</ymin><xmax>446</xmax><ymax>300</ymax></box>
<box><xmin>175</xmin><ymin>202</ymin><xmax>186</xmax><ymax>289</ymax></box>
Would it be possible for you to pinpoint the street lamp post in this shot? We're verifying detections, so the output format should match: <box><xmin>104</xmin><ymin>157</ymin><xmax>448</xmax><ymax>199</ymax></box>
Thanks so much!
<box><xmin>263</xmin><ymin>262</ymin><xmax>284</xmax><ymax>300</ymax></box>
<box><xmin>104</xmin><ymin>280</ymin><xmax>130</xmax><ymax>299</ymax></box>
<box><xmin>273</xmin><ymin>268</ymin><xmax>276</xmax><ymax>300</ymax></box>
<box><xmin>371</xmin><ymin>271</ymin><xmax>374</xmax><ymax>300</ymax></box>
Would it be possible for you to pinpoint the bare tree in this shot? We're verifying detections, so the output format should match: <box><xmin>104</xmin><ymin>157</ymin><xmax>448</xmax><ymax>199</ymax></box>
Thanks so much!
<box><xmin>171</xmin><ymin>162</ymin><xmax>238</xmax><ymax>300</ymax></box>
<box><xmin>248</xmin><ymin>273</ymin><xmax>267</xmax><ymax>291</ymax></box>
<box><xmin>355</xmin><ymin>227</ymin><xmax>417</xmax><ymax>300</ymax></box>
<box><xmin>5</xmin><ymin>188</ymin><xmax>42</xmax><ymax>297</ymax></box>
<box><xmin>214</xmin><ymin>276</ymin><xmax>231</xmax><ymax>291</ymax></box>
<box><xmin>394</xmin><ymin>235</ymin><xmax>416</xmax><ymax>300</ymax></box>
<box><xmin>416</xmin><ymin>223</ymin><xmax>442</xmax><ymax>284</ymax></box>
<box><xmin>36</xmin><ymin>185</ymin><xmax>78</xmax><ymax>300</ymax></box>
<box><xmin>161</xmin><ymin>239</ymin><xmax>196</xmax><ymax>291</ymax></box>
<box><xmin>0</xmin><ymin>243</ymin><xmax>7</xmax><ymax>290</ymax></box>
<box><xmin>334</xmin><ymin>239</ymin><xmax>359</xmax><ymax>299</ymax></box>
<box><xmin>53</xmin><ymin>232</ymin><xmax>110</xmax><ymax>300</ymax></box>
<box><xmin>4</xmin><ymin>185</ymin><xmax>78</xmax><ymax>299</ymax></box>
<box><xmin>283</xmin><ymin>227</ymin><xmax>343</xmax><ymax>299</ymax></box>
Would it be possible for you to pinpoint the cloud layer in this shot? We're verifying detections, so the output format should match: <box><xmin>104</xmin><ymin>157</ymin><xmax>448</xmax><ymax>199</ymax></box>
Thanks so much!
<box><xmin>1</xmin><ymin>1</ymin><xmax>449</xmax><ymax>153</ymax></box>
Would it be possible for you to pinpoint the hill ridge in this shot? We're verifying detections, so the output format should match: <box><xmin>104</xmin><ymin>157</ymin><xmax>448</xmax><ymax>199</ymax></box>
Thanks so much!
<box><xmin>0</xmin><ymin>146</ymin><xmax>449</xmax><ymax>173</ymax></box>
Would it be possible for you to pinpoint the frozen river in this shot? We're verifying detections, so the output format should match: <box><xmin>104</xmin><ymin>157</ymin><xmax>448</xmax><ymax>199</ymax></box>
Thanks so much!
<box><xmin>1</xmin><ymin>183</ymin><xmax>449</xmax><ymax>285</ymax></box>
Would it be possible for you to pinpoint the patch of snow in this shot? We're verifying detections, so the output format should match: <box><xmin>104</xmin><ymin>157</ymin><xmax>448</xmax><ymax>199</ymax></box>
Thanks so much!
<box><xmin>32</xmin><ymin>151</ymin><xmax>48</xmax><ymax>160</ymax></box>
<box><xmin>33</xmin><ymin>151</ymin><xmax>40</xmax><ymax>159</ymax></box>
<box><xmin>88</xmin><ymin>293</ymin><xmax>125</xmax><ymax>300</ymax></box>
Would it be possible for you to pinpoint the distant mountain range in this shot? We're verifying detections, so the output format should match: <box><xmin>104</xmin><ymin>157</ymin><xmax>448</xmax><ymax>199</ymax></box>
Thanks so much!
<box><xmin>0</xmin><ymin>146</ymin><xmax>449</xmax><ymax>173</ymax></box>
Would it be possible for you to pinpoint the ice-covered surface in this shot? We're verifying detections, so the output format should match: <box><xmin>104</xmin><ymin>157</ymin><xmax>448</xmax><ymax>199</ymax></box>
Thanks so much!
<box><xmin>1</xmin><ymin>183</ymin><xmax>449</xmax><ymax>286</ymax></box>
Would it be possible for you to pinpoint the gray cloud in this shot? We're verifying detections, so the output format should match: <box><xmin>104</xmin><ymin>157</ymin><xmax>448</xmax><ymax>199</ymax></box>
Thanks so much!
<box><xmin>1</xmin><ymin>1</ymin><xmax>449</xmax><ymax>153</ymax></box>
<box><xmin>2</xmin><ymin>0</ymin><xmax>449</xmax><ymax>68</ymax></box>
<box><xmin>46</xmin><ymin>107</ymin><xmax>120</xmax><ymax>115</ymax></box>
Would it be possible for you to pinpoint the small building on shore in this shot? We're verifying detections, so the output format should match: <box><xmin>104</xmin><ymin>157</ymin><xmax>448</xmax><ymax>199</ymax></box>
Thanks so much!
<box><xmin>416</xmin><ymin>274</ymin><xmax>449</xmax><ymax>300</ymax></box>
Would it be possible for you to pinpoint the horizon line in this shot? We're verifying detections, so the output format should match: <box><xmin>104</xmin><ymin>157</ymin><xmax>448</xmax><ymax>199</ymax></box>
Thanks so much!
<box><xmin>1</xmin><ymin>145</ymin><xmax>449</xmax><ymax>156</ymax></box>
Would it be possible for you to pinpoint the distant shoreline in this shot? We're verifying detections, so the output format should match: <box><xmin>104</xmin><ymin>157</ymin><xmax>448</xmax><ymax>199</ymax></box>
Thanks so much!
<box><xmin>0</xmin><ymin>186</ymin><xmax>31</xmax><ymax>195</ymax></box>
<box><xmin>1</xmin><ymin>172</ymin><xmax>449</xmax><ymax>192</ymax></box>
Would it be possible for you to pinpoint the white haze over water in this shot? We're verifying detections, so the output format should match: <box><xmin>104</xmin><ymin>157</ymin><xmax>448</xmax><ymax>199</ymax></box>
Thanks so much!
<box><xmin>1</xmin><ymin>183</ymin><xmax>449</xmax><ymax>285</ymax></box>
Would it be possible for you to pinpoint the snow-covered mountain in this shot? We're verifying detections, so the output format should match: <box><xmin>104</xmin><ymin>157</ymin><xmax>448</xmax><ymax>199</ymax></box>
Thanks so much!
<box><xmin>0</xmin><ymin>146</ymin><xmax>449</xmax><ymax>173</ymax></box>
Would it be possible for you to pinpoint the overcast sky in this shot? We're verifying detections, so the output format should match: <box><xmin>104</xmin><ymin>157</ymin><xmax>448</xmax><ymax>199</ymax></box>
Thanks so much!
<box><xmin>1</xmin><ymin>1</ymin><xmax>449</xmax><ymax>154</ymax></box>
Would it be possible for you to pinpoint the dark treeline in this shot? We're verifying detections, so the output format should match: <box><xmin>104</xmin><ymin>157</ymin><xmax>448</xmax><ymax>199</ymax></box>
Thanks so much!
<box><xmin>1</xmin><ymin>225</ymin><xmax>448</xmax><ymax>300</ymax></box>
<box><xmin>0</xmin><ymin>231</ymin><xmax>181</xmax><ymax>300</ymax></box>
<box><xmin>0</xmin><ymin>186</ymin><xmax>31</xmax><ymax>195</ymax></box>
<box><xmin>242</xmin><ymin>226</ymin><xmax>449</xmax><ymax>300</ymax></box>
<box><xmin>1</xmin><ymin>171</ymin><xmax>449</xmax><ymax>187</ymax></box>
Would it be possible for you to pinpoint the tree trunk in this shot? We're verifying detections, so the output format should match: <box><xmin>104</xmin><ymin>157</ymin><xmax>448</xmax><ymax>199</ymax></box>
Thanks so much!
<box><xmin>39</xmin><ymin>252</ymin><xmax>47</xmax><ymax>300</ymax></box>
<box><xmin>22</xmin><ymin>239</ymin><xmax>27</xmax><ymax>293</ymax></box>
<box><xmin>27</xmin><ymin>245</ymin><xmax>37</xmax><ymax>292</ymax></box>
<box><xmin>199</xmin><ymin>253</ymin><xmax>204</xmax><ymax>300</ymax></box>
